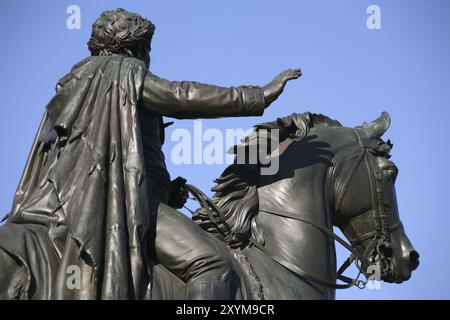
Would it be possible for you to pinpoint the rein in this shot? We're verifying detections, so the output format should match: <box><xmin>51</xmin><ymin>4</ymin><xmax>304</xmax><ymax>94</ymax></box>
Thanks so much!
<box><xmin>254</xmin><ymin>207</ymin><xmax>371</xmax><ymax>289</ymax></box>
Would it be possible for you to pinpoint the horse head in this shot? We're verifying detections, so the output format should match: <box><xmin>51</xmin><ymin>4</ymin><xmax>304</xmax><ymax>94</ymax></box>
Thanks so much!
<box><xmin>331</xmin><ymin>112</ymin><xmax>419</xmax><ymax>284</ymax></box>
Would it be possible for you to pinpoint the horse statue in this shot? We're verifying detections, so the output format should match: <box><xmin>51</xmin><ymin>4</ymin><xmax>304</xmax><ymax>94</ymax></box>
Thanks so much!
<box><xmin>150</xmin><ymin>111</ymin><xmax>419</xmax><ymax>299</ymax></box>
<box><xmin>0</xmin><ymin>111</ymin><xmax>419</xmax><ymax>299</ymax></box>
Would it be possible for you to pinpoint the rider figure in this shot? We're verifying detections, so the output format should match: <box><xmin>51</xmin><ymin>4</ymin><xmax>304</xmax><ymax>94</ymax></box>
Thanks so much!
<box><xmin>0</xmin><ymin>8</ymin><xmax>301</xmax><ymax>300</ymax></box>
<box><xmin>88</xmin><ymin>8</ymin><xmax>301</xmax><ymax>299</ymax></box>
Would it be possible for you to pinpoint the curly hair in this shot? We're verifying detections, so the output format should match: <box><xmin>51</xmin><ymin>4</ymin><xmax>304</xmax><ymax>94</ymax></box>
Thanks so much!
<box><xmin>87</xmin><ymin>8</ymin><xmax>155</xmax><ymax>60</ymax></box>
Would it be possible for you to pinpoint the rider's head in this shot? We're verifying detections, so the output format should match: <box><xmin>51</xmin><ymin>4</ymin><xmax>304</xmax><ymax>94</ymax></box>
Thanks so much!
<box><xmin>87</xmin><ymin>8</ymin><xmax>154</xmax><ymax>68</ymax></box>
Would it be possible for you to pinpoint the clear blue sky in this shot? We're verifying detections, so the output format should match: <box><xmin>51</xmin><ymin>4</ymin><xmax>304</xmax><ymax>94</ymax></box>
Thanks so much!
<box><xmin>0</xmin><ymin>0</ymin><xmax>449</xmax><ymax>299</ymax></box>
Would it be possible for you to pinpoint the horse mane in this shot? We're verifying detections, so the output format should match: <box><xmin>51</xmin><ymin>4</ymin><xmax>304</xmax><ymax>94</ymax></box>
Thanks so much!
<box><xmin>192</xmin><ymin>112</ymin><xmax>342</xmax><ymax>248</ymax></box>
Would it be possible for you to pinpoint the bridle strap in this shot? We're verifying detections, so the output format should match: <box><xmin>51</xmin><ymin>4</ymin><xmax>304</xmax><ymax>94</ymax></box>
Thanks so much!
<box><xmin>249</xmin><ymin>237</ymin><xmax>360</xmax><ymax>289</ymax></box>
<box><xmin>347</xmin><ymin>218</ymin><xmax>403</xmax><ymax>244</ymax></box>
<box><xmin>259</xmin><ymin>208</ymin><xmax>358</xmax><ymax>256</ymax></box>
<box><xmin>334</xmin><ymin>148</ymin><xmax>367</xmax><ymax>212</ymax></box>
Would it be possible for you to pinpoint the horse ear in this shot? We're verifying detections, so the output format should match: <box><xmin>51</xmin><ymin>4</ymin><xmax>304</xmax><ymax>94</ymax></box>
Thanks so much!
<box><xmin>360</xmin><ymin>111</ymin><xmax>391</xmax><ymax>138</ymax></box>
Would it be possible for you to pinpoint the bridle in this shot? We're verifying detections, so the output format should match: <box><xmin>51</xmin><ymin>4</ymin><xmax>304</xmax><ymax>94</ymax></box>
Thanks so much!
<box><xmin>185</xmin><ymin>128</ymin><xmax>403</xmax><ymax>290</ymax></box>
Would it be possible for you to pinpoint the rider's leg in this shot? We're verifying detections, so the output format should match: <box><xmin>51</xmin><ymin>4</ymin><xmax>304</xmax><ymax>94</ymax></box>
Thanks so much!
<box><xmin>153</xmin><ymin>203</ymin><xmax>233</xmax><ymax>300</ymax></box>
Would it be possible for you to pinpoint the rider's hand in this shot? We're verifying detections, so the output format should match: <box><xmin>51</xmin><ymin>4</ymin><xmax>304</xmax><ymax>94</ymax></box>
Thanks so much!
<box><xmin>168</xmin><ymin>176</ymin><xmax>188</xmax><ymax>209</ymax></box>
<box><xmin>263</xmin><ymin>68</ymin><xmax>302</xmax><ymax>106</ymax></box>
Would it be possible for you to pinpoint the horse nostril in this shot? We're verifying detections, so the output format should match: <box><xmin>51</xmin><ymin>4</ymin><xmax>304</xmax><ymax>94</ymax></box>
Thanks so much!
<box><xmin>409</xmin><ymin>250</ymin><xmax>420</xmax><ymax>271</ymax></box>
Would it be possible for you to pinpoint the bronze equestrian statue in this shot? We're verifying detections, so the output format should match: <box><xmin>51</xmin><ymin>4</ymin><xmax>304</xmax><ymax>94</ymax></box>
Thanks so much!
<box><xmin>0</xmin><ymin>9</ymin><xmax>419</xmax><ymax>299</ymax></box>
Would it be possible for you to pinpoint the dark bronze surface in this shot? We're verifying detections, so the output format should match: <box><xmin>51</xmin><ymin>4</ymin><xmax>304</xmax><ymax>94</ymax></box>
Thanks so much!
<box><xmin>0</xmin><ymin>8</ymin><xmax>417</xmax><ymax>300</ymax></box>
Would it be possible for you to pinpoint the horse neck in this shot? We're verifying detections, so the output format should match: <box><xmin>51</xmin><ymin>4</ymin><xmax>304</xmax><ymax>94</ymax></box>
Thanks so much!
<box><xmin>258</xmin><ymin>166</ymin><xmax>331</xmax><ymax>225</ymax></box>
<box><xmin>255</xmin><ymin>138</ymin><xmax>336</xmax><ymax>291</ymax></box>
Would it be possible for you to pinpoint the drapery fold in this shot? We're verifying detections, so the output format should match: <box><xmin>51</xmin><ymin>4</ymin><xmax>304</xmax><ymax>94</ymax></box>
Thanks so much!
<box><xmin>0</xmin><ymin>56</ymin><xmax>152</xmax><ymax>299</ymax></box>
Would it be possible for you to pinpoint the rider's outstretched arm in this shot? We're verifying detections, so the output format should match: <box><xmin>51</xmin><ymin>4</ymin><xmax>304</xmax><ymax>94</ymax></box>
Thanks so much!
<box><xmin>141</xmin><ymin>73</ymin><xmax>265</xmax><ymax>119</ymax></box>
<box><xmin>140</xmin><ymin>68</ymin><xmax>301</xmax><ymax>119</ymax></box>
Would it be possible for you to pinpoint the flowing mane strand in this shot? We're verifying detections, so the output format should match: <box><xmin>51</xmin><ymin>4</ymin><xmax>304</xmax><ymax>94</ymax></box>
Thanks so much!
<box><xmin>192</xmin><ymin>112</ymin><xmax>342</xmax><ymax>248</ymax></box>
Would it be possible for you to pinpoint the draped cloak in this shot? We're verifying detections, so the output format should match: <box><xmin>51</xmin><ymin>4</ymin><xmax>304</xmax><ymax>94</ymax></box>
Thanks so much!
<box><xmin>0</xmin><ymin>56</ymin><xmax>153</xmax><ymax>299</ymax></box>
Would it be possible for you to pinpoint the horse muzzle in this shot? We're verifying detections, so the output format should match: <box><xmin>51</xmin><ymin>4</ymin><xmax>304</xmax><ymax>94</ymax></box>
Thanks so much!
<box><xmin>381</xmin><ymin>228</ymin><xmax>420</xmax><ymax>283</ymax></box>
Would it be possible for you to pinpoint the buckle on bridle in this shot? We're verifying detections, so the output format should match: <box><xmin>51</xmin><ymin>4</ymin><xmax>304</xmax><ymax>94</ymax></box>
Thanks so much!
<box><xmin>357</xmin><ymin>280</ymin><xmax>367</xmax><ymax>289</ymax></box>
